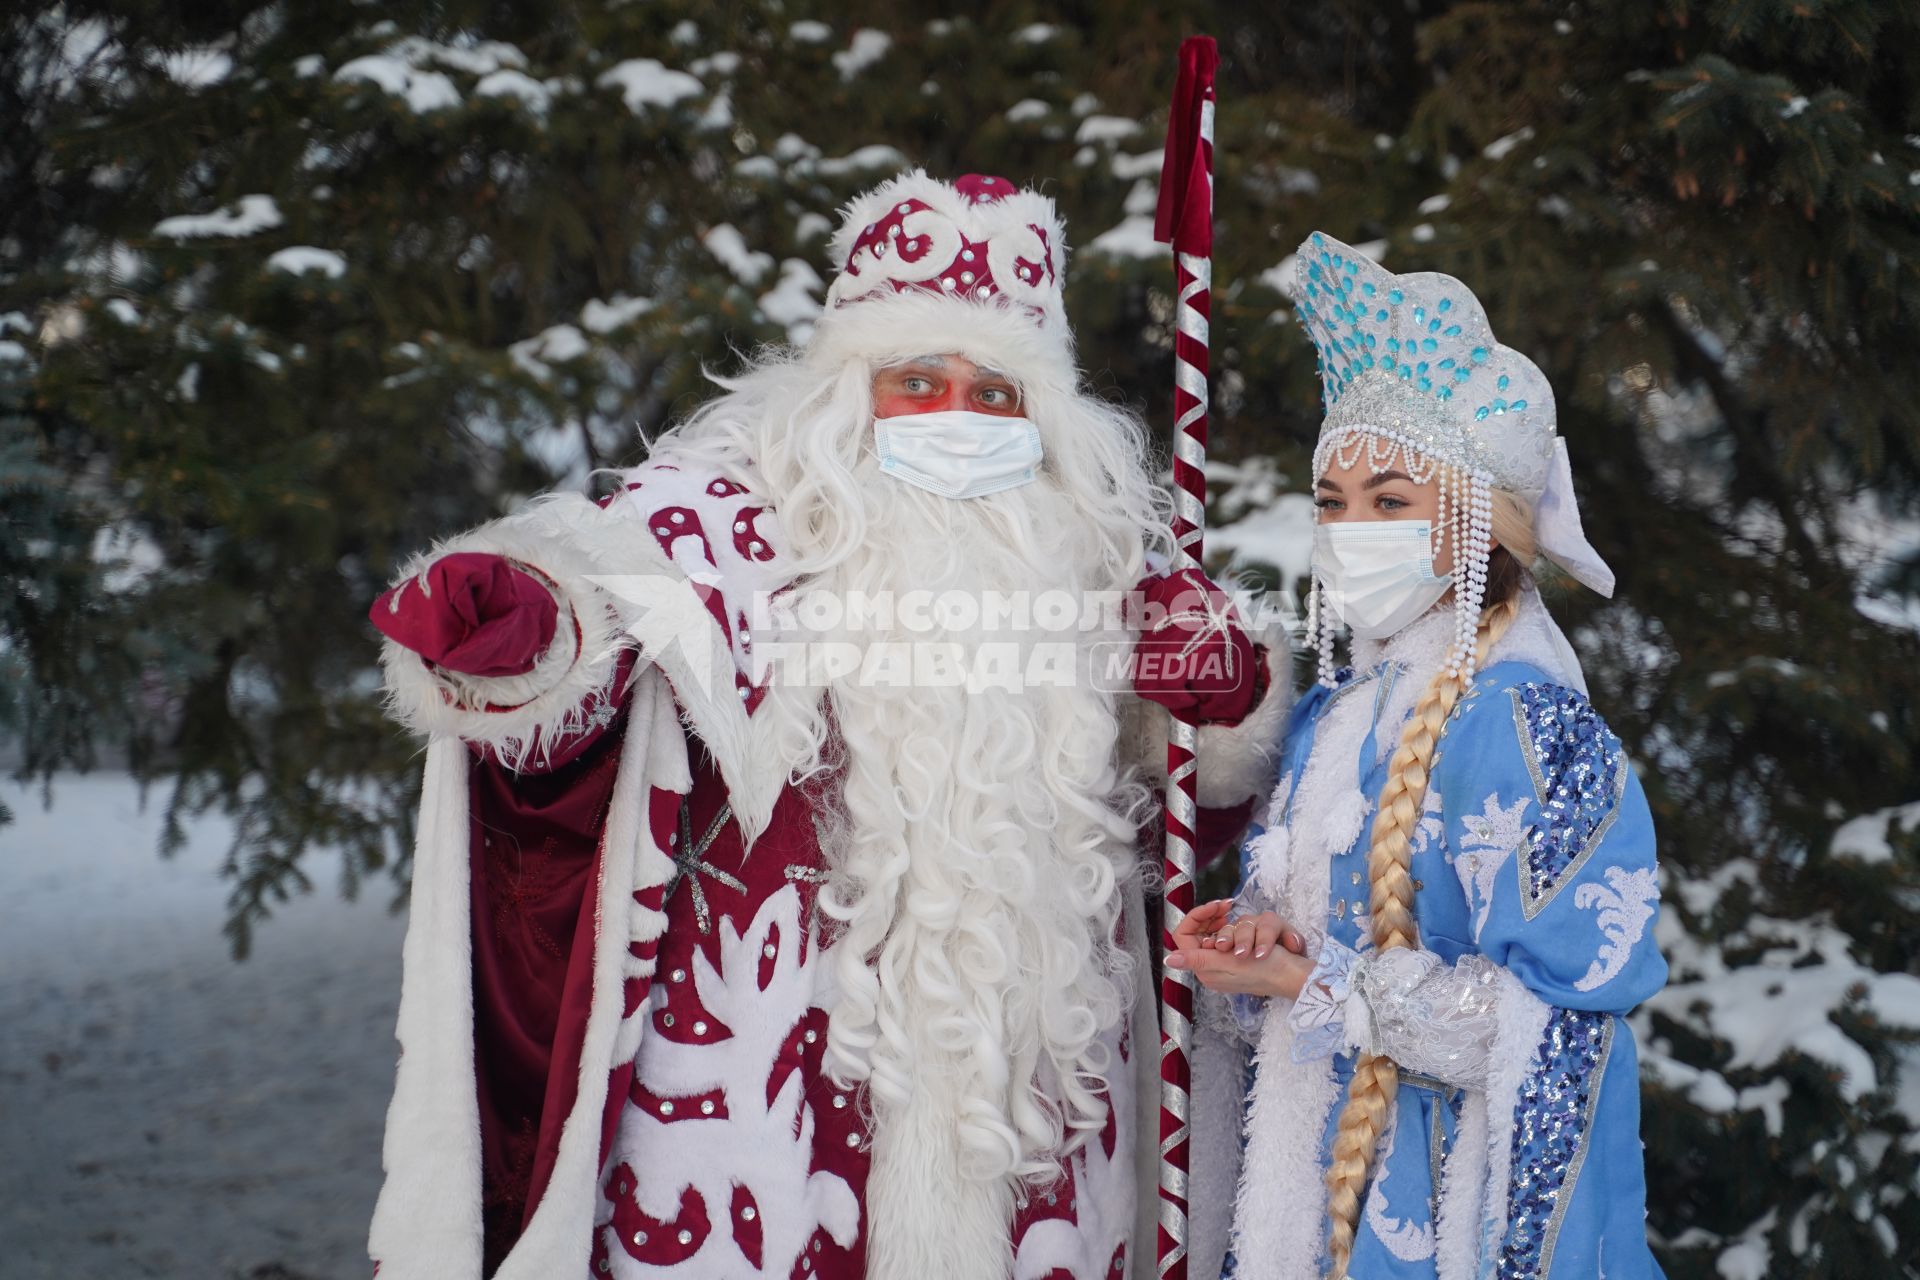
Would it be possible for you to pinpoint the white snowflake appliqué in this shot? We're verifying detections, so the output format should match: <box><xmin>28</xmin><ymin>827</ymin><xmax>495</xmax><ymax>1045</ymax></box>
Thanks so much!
<box><xmin>1454</xmin><ymin>793</ymin><xmax>1531</xmax><ymax>942</ymax></box>
<box><xmin>1571</xmin><ymin>865</ymin><xmax>1660</xmax><ymax>992</ymax></box>
<box><xmin>614</xmin><ymin>885</ymin><xmax>859</xmax><ymax>1273</ymax></box>
<box><xmin>1361</xmin><ymin>1102</ymin><xmax>1436</xmax><ymax>1262</ymax></box>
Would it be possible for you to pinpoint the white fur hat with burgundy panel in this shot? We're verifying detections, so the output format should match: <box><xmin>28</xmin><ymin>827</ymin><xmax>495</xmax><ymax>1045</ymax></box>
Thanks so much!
<box><xmin>807</xmin><ymin>170</ymin><xmax>1080</xmax><ymax>393</ymax></box>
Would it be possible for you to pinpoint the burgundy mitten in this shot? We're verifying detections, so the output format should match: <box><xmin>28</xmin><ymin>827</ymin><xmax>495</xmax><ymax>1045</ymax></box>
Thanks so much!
<box><xmin>370</xmin><ymin>552</ymin><xmax>559</xmax><ymax>677</ymax></box>
<box><xmin>1131</xmin><ymin>567</ymin><xmax>1262</xmax><ymax>725</ymax></box>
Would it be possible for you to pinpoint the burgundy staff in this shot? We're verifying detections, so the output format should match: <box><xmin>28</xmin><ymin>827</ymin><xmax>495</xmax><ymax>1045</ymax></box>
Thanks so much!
<box><xmin>1151</xmin><ymin>33</ymin><xmax>1217</xmax><ymax>1280</ymax></box>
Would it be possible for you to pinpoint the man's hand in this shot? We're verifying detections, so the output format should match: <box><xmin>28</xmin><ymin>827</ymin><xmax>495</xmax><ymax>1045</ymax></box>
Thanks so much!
<box><xmin>371</xmin><ymin>552</ymin><xmax>559</xmax><ymax>677</ymax></box>
<box><xmin>1131</xmin><ymin>568</ymin><xmax>1261</xmax><ymax>724</ymax></box>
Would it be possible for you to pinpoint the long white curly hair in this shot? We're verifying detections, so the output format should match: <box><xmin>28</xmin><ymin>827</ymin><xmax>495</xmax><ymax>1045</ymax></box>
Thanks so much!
<box><xmin>647</xmin><ymin>337</ymin><xmax>1171</xmax><ymax>1270</ymax></box>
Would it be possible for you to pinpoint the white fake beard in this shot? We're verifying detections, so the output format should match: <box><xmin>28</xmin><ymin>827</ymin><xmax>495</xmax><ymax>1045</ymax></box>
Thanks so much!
<box><xmin>757</xmin><ymin>465</ymin><xmax>1147</xmax><ymax>1277</ymax></box>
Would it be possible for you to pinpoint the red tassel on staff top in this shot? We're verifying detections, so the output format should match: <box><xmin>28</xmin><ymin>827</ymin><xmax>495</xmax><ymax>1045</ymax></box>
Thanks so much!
<box><xmin>1152</xmin><ymin>32</ymin><xmax>1217</xmax><ymax>1280</ymax></box>
<box><xmin>1154</xmin><ymin>36</ymin><xmax>1218</xmax><ymax>257</ymax></box>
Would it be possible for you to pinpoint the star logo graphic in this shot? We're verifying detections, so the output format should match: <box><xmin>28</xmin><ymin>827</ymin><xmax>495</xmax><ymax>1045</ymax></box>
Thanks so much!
<box><xmin>588</xmin><ymin>573</ymin><xmax>728</xmax><ymax>701</ymax></box>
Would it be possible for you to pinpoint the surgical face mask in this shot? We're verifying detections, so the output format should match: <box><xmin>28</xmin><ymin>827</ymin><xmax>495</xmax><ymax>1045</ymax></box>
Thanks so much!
<box><xmin>873</xmin><ymin>410</ymin><xmax>1043</xmax><ymax>500</ymax></box>
<box><xmin>1312</xmin><ymin>520</ymin><xmax>1453</xmax><ymax>640</ymax></box>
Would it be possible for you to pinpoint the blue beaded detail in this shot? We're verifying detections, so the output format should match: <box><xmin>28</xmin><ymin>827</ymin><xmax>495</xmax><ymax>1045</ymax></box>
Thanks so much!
<box><xmin>1495</xmin><ymin>1010</ymin><xmax>1613</xmax><ymax>1278</ymax></box>
<box><xmin>1295</xmin><ymin>230</ymin><xmax>1561</xmax><ymax>493</ymax></box>
<box><xmin>1508</xmin><ymin>684</ymin><xmax>1628</xmax><ymax>919</ymax></box>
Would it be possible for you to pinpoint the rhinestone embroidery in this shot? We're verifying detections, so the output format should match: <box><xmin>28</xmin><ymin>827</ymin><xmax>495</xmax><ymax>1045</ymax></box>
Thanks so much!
<box><xmin>1294</xmin><ymin>231</ymin><xmax>1561</xmax><ymax>687</ymax></box>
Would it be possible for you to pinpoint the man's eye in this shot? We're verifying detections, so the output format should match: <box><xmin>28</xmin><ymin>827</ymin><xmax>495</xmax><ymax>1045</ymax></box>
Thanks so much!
<box><xmin>904</xmin><ymin>377</ymin><xmax>931</xmax><ymax>392</ymax></box>
<box><xmin>979</xmin><ymin>388</ymin><xmax>1009</xmax><ymax>405</ymax></box>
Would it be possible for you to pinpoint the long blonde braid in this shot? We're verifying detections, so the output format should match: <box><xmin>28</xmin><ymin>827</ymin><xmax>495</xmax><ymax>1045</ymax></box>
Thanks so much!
<box><xmin>1321</xmin><ymin>488</ymin><xmax>1536</xmax><ymax>1278</ymax></box>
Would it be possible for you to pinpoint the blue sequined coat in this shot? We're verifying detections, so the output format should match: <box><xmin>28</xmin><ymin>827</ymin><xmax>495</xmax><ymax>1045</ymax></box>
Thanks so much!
<box><xmin>1201</xmin><ymin>602</ymin><xmax>1667</xmax><ymax>1280</ymax></box>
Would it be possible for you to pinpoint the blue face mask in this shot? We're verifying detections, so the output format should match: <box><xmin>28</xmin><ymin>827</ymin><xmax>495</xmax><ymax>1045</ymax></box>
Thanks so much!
<box><xmin>873</xmin><ymin>410</ymin><xmax>1044</xmax><ymax>500</ymax></box>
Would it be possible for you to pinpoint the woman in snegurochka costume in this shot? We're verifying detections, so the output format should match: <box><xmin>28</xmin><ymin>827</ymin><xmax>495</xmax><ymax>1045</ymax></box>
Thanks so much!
<box><xmin>1169</xmin><ymin>232</ymin><xmax>1667</xmax><ymax>1280</ymax></box>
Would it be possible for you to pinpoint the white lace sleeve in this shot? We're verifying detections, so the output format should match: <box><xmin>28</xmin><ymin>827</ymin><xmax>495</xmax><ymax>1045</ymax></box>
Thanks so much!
<box><xmin>1348</xmin><ymin>947</ymin><xmax>1504</xmax><ymax>1088</ymax></box>
<box><xmin>1281</xmin><ymin>939</ymin><xmax>1503</xmax><ymax>1087</ymax></box>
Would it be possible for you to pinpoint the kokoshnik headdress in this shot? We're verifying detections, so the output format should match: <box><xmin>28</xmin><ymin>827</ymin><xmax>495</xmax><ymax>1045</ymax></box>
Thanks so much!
<box><xmin>1293</xmin><ymin>231</ymin><xmax>1616</xmax><ymax>686</ymax></box>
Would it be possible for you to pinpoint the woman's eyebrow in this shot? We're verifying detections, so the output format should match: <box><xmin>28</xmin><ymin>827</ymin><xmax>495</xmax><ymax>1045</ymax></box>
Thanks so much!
<box><xmin>1316</xmin><ymin>476</ymin><xmax>1344</xmax><ymax>492</ymax></box>
<box><xmin>1362</xmin><ymin>469</ymin><xmax>1414</xmax><ymax>490</ymax></box>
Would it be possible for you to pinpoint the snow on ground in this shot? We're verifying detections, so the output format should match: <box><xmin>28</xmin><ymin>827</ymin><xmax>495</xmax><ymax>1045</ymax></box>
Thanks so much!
<box><xmin>1</xmin><ymin>773</ymin><xmax>406</xmax><ymax>1280</ymax></box>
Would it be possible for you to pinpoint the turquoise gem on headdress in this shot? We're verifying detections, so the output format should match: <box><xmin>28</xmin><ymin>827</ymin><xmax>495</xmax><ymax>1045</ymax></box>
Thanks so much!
<box><xmin>1295</xmin><ymin>230</ymin><xmax>1560</xmax><ymax>498</ymax></box>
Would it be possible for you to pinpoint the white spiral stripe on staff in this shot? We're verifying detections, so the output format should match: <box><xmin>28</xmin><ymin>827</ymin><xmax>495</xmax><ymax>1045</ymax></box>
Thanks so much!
<box><xmin>1157</xmin><ymin>41</ymin><xmax>1214</xmax><ymax>1280</ymax></box>
<box><xmin>1159</xmin><ymin>260</ymin><xmax>1209</xmax><ymax>1277</ymax></box>
<box><xmin>1159</xmin><ymin>732</ymin><xmax>1197</xmax><ymax>1278</ymax></box>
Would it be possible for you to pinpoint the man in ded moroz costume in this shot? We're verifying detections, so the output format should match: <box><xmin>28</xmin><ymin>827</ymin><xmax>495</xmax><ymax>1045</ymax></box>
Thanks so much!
<box><xmin>364</xmin><ymin>171</ymin><xmax>1286</xmax><ymax>1280</ymax></box>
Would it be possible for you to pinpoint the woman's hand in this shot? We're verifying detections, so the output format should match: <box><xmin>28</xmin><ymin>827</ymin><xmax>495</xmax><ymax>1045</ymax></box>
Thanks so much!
<box><xmin>1171</xmin><ymin>898</ymin><xmax>1234</xmax><ymax>954</ymax></box>
<box><xmin>1167</xmin><ymin>901</ymin><xmax>1314</xmax><ymax>998</ymax></box>
<box><xmin>1167</xmin><ymin>940</ymin><xmax>1316</xmax><ymax>999</ymax></box>
<box><xmin>1172</xmin><ymin>900</ymin><xmax>1305</xmax><ymax>960</ymax></box>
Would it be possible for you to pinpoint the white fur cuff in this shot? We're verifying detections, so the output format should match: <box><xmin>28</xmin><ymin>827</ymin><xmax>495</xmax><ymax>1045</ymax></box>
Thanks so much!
<box><xmin>379</xmin><ymin>502</ymin><xmax>632</xmax><ymax>771</ymax></box>
<box><xmin>1194</xmin><ymin>641</ymin><xmax>1294</xmax><ymax>808</ymax></box>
